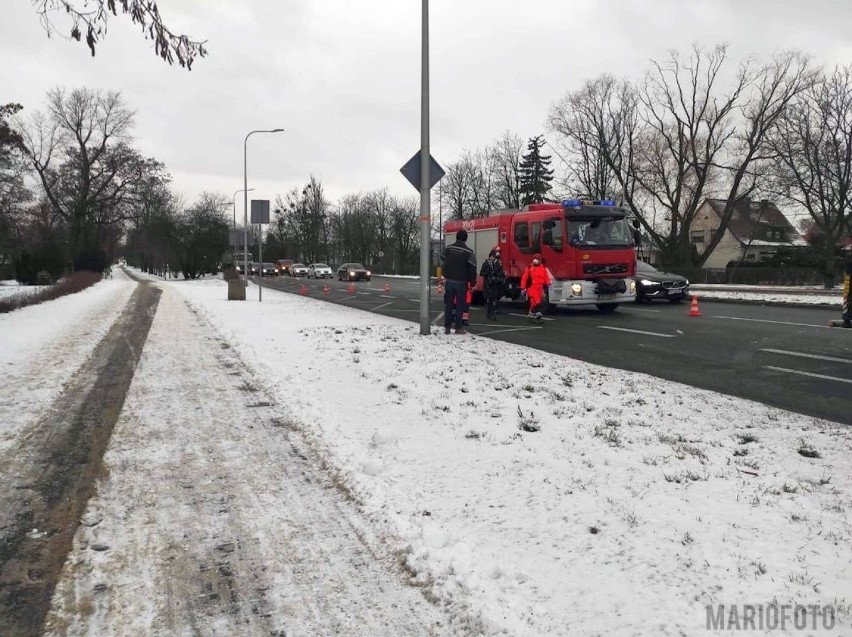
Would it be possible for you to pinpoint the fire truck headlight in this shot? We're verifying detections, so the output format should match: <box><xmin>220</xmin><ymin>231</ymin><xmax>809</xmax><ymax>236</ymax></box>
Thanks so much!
<box><xmin>630</xmin><ymin>280</ymin><xmax>637</xmax><ymax>293</ymax></box>
<box><xmin>571</xmin><ymin>283</ymin><xmax>583</xmax><ymax>295</ymax></box>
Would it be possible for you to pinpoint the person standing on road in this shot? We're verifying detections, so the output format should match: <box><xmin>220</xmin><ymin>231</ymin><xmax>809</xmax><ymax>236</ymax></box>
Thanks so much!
<box><xmin>520</xmin><ymin>253</ymin><xmax>551</xmax><ymax>320</ymax></box>
<box><xmin>480</xmin><ymin>248</ymin><xmax>506</xmax><ymax>320</ymax></box>
<box><xmin>440</xmin><ymin>229</ymin><xmax>477</xmax><ymax>334</ymax></box>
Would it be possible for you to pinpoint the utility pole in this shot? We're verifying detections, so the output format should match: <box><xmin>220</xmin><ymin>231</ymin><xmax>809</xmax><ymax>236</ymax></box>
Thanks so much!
<box><xmin>418</xmin><ymin>0</ymin><xmax>431</xmax><ymax>335</ymax></box>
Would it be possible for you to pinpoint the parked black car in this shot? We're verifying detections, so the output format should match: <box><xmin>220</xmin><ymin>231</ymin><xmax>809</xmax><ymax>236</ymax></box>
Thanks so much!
<box><xmin>635</xmin><ymin>261</ymin><xmax>690</xmax><ymax>302</ymax></box>
<box><xmin>337</xmin><ymin>263</ymin><xmax>371</xmax><ymax>282</ymax></box>
<box><xmin>261</xmin><ymin>262</ymin><xmax>278</xmax><ymax>276</ymax></box>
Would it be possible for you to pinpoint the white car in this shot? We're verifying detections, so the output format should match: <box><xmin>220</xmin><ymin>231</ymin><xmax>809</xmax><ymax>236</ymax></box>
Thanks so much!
<box><xmin>290</xmin><ymin>263</ymin><xmax>309</xmax><ymax>277</ymax></box>
<box><xmin>308</xmin><ymin>263</ymin><xmax>333</xmax><ymax>279</ymax></box>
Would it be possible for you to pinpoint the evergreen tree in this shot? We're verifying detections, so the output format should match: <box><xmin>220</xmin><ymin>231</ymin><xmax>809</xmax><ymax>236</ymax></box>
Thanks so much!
<box><xmin>518</xmin><ymin>135</ymin><xmax>554</xmax><ymax>206</ymax></box>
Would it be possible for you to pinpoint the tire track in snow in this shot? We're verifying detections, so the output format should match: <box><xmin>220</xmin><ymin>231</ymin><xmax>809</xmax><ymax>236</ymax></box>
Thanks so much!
<box><xmin>44</xmin><ymin>285</ymin><xmax>460</xmax><ymax>636</ymax></box>
<box><xmin>0</xmin><ymin>282</ymin><xmax>161</xmax><ymax>637</ymax></box>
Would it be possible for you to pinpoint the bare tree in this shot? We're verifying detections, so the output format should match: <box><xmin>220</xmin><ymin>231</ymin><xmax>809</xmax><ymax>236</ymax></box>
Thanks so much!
<box><xmin>549</xmin><ymin>47</ymin><xmax>815</xmax><ymax>267</ymax></box>
<box><xmin>700</xmin><ymin>51</ymin><xmax>817</xmax><ymax>266</ymax></box>
<box><xmin>32</xmin><ymin>0</ymin><xmax>206</xmax><ymax>68</ymax></box>
<box><xmin>440</xmin><ymin>150</ymin><xmax>490</xmax><ymax>220</ymax></box>
<box><xmin>768</xmin><ymin>64</ymin><xmax>852</xmax><ymax>286</ymax></box>
<box><xmin>388</xmin><ymin>196</ymin><xmax>419</xmax><ymax>274</ymax></box>
<box><xmin>549</xmin><ymin>74</ymin><xmax>643</xmax><ymax>227</ymax></box>
<box><xmin>166</xmin><ymin>192</ymin><xmax>229</xmax><ymax>278</ymax></box>
<box><xmin>635</xmin><ymin>45</ymin><xmax>747</xmax><ymax>263</ymax></box>
<box><xmin>18</xmin><ymin>88</ymin><xmax>162</xmax><ymax>270</ymax></box>
<box><xmin>366</xmin><ymin>187</ymin><xmax>397</xmax><ymax>271</ymax></box>
<box><xmin>0</xmin><ymin>103</ymin><xmax>31</xmax><ymax>268</ymax></box>
<box><xmin>487</xmin><ymin>131</ymin><xmax>524</xmax><ymax>209</ymax></box>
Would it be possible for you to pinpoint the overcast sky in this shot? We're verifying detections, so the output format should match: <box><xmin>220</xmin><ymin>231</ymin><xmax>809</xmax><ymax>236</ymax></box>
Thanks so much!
<box><xmin>4</xmin><ymin>0</ymin><xmax>851</xmax><ymax>211</ymax></box>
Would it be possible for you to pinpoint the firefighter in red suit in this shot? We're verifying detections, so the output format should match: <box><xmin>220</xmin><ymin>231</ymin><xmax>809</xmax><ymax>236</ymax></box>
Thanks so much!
<box><xmin>520</xmin><ymin>253</ymin><xmax>551</xmax><ymax>319</ymax></box>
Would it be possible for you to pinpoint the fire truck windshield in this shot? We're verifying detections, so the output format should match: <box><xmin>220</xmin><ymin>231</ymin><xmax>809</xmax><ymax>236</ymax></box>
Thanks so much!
<box><xmin>567</xmin><ymin>217</ymin><xmax>633</xmax><ymax>248</ymax></box>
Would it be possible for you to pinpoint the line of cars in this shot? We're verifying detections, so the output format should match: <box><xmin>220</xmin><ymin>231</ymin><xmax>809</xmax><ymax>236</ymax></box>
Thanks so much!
<box><xmin>261</xmin><ymin>260</ymin><xmax>372</xmax><ymax>282</ymax></box>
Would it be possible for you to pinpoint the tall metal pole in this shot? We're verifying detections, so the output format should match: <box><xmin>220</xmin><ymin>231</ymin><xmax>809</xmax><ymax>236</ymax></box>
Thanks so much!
<box><xmin>243</xmin><ymin>135</ymin><xmax>250</xmax><ymax>289</ymax></box>
<box><xmin>233</xmin><ymin>188</ymin><xmax>254</xmax><ymax>256</ymax></box>
<box><xmin>418</xmin><ymin>0</ymin><xmax>431</xmax><ymax>335</ymax></box>
<box><xmin>243</xmin><ymin>129</ymin><xmax>283</xmax><ymax>298</ymax></box>
<box><xmin>258</xmin><ymin>215</ymin><xmax>264</xmax><ymax>302</ymax></box>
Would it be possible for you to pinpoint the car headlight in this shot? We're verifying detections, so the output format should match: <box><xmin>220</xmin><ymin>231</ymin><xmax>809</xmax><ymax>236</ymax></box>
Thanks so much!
<box><xmin>366</xmin><ymin>271</ymin><xmax>371</xmax><ymax>276</ymax></box>
<box><xmin>349</xmin><ymin>271</ymin><xmax>354</xmax><ymax>275</ymax></box>
<box><xmin>639</xmin><ymin>279</ymin><xmax>657</xmax><ymax>286</ymax></box>
<box><xmin>684</xmin><ymin>279</ymin><xmax>689</xmax><ymax>286</ymax></box>
<box><xmin>570</xmin><ymin>282</ymin><xmax>582</xmax><ymax>295</ymax></box>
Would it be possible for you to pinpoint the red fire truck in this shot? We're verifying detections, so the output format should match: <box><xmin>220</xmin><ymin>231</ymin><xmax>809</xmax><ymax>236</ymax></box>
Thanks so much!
<box><xmin>443</xmin><ymin>199</ymin><xmax>638</xmax><ymax>312</ymax></box>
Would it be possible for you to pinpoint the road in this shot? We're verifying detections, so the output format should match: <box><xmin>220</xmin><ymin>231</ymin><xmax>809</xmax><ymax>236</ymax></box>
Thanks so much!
<box><xmin>256</xmin><ymin>274</ymin><xmax>852</xmax><ymax>425</ymax></box>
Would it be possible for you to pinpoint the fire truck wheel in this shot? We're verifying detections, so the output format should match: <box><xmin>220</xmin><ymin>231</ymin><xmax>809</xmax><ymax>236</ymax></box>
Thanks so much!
<box><xmin>596</xmin><ymin>303</ymin><xmax>619</xmax><ymax>313</ymax></box>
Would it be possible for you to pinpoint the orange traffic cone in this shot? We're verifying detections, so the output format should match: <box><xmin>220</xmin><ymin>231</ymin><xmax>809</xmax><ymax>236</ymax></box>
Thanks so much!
<box><xmin>689</xmin><ymin>294</ymin><xmax>701</xmax><ymax>316</ymax></box>
<box><xmin>436</xmin><ymin>280</ymin><xmax>444</xmax><ymax>295</ymax></box>
<box><xmin>299</xmin><ymin>284</ymin><xmax>308</xmax><ymax>296</ymax></box>
<box><xmin>347</xmin><ymin>282</ymin><xmax>355</xmax><ymax>294</ymax></box>
<box><xmin>462</xmin><ymin>286</ymin><xmax>472</xmax><ymax>324</ymax></box>
<box><xmin>384</xmin><ymin>282</ymin><xmax>391</xmax><ymax>293</ymax></box>
<box><xmin>322</xmin><ymin>284</ymin><xmax>330</xmax><ymax>295</ymax></box>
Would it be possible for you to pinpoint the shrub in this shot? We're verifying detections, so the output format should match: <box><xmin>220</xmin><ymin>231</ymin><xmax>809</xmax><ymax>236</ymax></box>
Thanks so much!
<box><xmin>0</xmin><ymin>271</ymin><xmax>102</xmax><ymax>314</ymax></box>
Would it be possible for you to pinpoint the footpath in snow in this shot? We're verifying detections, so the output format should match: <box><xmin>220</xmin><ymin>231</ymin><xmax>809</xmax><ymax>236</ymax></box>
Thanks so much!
<box><xmin>1</xmin><ymin>269</ymin><xmax>850</xmax><ymax>635</ymax></box>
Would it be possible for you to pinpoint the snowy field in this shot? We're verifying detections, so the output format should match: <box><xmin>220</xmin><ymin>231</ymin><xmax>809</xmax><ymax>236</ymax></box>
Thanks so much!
<box><xmin>2</xmin><ymin>270</ymin><xmax>849</xmax><ymax>635</ymax></box>
<box><xmin>692</xmin><ymin>290</ymin><xmax>841</xmax><ymax>306</ymax></box>
<box><xmin>0</xmin><ymin>280</ymin><xmax>51</xmax><ymax>299</ymax></box>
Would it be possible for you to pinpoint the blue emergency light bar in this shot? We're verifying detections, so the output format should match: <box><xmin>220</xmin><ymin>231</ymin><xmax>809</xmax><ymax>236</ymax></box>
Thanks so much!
<box><xmin>562</xmin><ymin>198</ymin><xmax>617</xmax><ymax>207</ymax></box>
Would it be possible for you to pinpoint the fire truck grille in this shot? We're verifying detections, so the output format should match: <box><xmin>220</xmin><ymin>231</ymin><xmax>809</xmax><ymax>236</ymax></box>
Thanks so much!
<box><xmin>583</xmin><ymin>263</ymin><xmax>628</xmax><ymax>275</ymax></box>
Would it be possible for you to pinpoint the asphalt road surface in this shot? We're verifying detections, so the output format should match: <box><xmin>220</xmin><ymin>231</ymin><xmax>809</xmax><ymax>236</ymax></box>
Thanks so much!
<box><xmin>255</xmin><ymin>274</ymin><xmax>852</xmax><ymax>425</ymax></box>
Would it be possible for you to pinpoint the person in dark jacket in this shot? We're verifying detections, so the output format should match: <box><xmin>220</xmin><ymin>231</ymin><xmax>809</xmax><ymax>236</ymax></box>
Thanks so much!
<box><xmin>479</xmin><ymin>247</ymin><xmax>505</xmax><ymax>320</ymax></box>
<box><xmin>440</xmin><ymin>229</ymin><xmax>477</xmax><ymax>334</ymax></box>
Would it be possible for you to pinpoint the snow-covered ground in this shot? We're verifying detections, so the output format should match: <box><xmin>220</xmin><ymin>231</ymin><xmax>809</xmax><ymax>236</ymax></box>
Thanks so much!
<box><xmin>693</xmin><ymin>284</ymin><xmax>842</xmax><ymax>292</ymax></box>
<box><xmin>692</xmin><ymin>289</ymin><xmax>841</xmax><ymax>305</ymax></box>
<box><xmin>0</xmin><ymin>280</ymin><xmax>51</xmax><ymax>300</ymax></box>
<box><xmin>3</xmin><ymin>269</ymin><xmax>850</xmax><ymax>635</ymax></box>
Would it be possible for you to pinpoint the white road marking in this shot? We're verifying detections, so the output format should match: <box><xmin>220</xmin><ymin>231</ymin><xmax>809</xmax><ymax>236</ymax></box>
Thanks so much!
<box><xmin>409</xmin><ymin>299</ymin><xmax>420</xmax><ymax>303</ymax></box>
<box><xmin>477</xmin><ymin>325</ymin><xmax>544</xmax><ymax>337</ymax></box>
<box><xmin>713</xmin><ymin>315</ymin><xmax>828</xmax><ymax>329</ymax></box>
<box><xmin>508</xmin><ymin>312</ymin><xmax>556</xmax><ymax>321</ymax></box>
<box><xmin>357</xmin><ymin>292</ymin><xmax>371</xmax><ymax>296</ymax></box>
<box><xmin>340</xmin><ymin>296</ymin><xmax>357</xmax><ymax>301</ymax></box>
<box><xmin>379</xmin><ymin>295</ymin><xmax>394</xmax><ymax>299</ymax></box>
<box><xmin>764</xmin><ymin>366</ymin><xmax>852</xmax><ymax>385</ymax></box>
<box><xmin>759</xmin><ymin>348</ymin><xmax>852</xmax><ymax>364</ymax></box>
<box><xmin>432</xmin><ymin>311</ymin><xmax>445</xmax><ymax>325</ymax></box>
<box><xmin>623</xmin><ymin>307</ymin><xmax>661</xmax><ymax>313</ymax></box>
<box><xmin>372</xmin><ymin>302</ymin><xmax>392</xmax><ymax>311</ymax></box>
<box><xmin>597</xmin><ymin>326</ymin><xmax>677</xmax><ymax>338</ymax></box>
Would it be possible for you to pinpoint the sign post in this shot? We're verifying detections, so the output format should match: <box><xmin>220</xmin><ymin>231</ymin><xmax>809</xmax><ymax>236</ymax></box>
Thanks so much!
<box><xmin>251</xmin><ymin>199</ymin><xmax>270</xmax><ymax>302</ymax></box>
<box><xmin>829</xmin><ymin>249</ymin><xmax>852</xmax><ymax>328</ymax></box>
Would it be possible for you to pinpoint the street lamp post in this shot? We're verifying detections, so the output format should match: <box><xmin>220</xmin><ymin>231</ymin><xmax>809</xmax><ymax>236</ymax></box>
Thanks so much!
<box><xmin>243</xmin><ymin>128</ymin><xmax>284</xmax><ymax>297</ymax></box>
<box><xmin>232</xmin><ymin>188</ymin><xmax>254</xmax><ymax>258</ymax></box>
